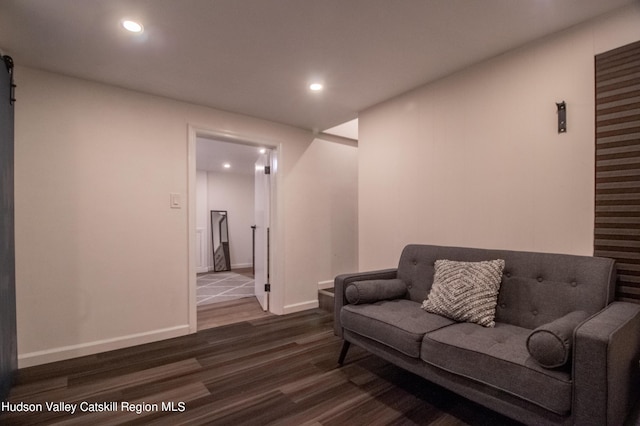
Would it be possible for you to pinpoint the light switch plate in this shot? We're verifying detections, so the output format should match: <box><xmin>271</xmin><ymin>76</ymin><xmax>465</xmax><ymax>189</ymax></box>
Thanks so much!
<box><xmin>170</xmin><ymin>193</ymin><xmax>181</xmax><ymax>209</ymax></box>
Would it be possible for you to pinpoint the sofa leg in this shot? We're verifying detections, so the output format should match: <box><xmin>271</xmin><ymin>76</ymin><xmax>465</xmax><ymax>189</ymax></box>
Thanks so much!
<box><xmin>338</xmin><ymin>341</ymin><xmax>351</xmax><ymax>365</ymax></box>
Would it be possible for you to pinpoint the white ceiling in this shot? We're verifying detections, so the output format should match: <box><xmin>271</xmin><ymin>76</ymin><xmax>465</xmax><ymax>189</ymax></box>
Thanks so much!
<box><xmin>197</xmin><ymin>137</ymin><xmax>265</xmax><ymax>175</ymax></box>
<box><xmin>0</xmin><ymin>0</ymin><xmax>636</xmax><ymax>132</ymax></box>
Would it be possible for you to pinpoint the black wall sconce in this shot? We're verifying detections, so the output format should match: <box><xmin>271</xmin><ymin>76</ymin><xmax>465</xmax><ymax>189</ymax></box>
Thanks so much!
<box><xmin>556</xmin><ymin>101</ymin><xmax>566</xmax><ymax>133</ymax></box>
<box><xmin>2</xmin><ymin>55</ymin><xmax>15</xmax><ymax>105</ymax></box>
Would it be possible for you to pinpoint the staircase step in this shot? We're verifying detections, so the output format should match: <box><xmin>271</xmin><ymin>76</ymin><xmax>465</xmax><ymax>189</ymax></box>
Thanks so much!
<box><xmin>318</xmin><ymin>287</ymin><xmax>334</xmax><ymax>313</ymax></box>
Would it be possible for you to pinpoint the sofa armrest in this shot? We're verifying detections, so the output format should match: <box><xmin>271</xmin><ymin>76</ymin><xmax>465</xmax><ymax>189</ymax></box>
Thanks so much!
<box><xmin>333</xmin><ymin>268</ymin><xmax>397</xmax><ymax>338</ymax></box>
<box><xmin>574</xmin><ymin>301</ymin><xmax>640</xmax><ymax>426</ymax></box>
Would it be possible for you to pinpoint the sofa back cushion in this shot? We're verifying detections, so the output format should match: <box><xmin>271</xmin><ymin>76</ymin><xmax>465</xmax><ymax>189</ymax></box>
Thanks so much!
<box><xmin>397</xmin><ymin>244</ymin><xmax>616</xmax><ymax>329</ymax></box>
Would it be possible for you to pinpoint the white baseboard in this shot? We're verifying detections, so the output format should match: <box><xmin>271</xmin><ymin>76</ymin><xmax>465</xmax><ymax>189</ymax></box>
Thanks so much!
<box><xmin>18</xmin><ymin>324</ymin><xmax>190</xmax><ymax>368</ymax></box>
<box><xmin>283</xmin><ymin>300</ymin><xmax>319</xmax><ymax>315</ymax></box>
<box><xmin>318</xmin><ymin>279</ymin><xmax>334</xmax><ymax>290</ymax></box>
<box><xmin>197</xmin><ymin>264</ymin><xmax>251</xmax><ymax>274</ymax></box>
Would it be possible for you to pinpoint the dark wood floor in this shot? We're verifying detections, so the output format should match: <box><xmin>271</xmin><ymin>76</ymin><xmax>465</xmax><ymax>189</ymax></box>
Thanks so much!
<box><xmin>1</xmin><ymin>308</ymin><xmax>524</xmax><ymax>425</ymax></box>
<box><xmin>197</xmin><ymin>297</ymin><xmax>271</xmax><ymax>331</ymax></box>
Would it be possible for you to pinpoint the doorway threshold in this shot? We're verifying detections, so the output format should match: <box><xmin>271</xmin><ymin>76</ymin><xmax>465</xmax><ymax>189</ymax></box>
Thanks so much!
<box><xmin>197</xmin><ymin>297</ymin><xmax>272</xmax><ymax>331</ymax></box>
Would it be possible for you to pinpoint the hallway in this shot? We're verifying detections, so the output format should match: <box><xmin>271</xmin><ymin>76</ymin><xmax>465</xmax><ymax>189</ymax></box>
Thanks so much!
<box><xmin>196</xmin><ymin>268</ymin><xmax>254</xmax><ymax>306</ymax></box>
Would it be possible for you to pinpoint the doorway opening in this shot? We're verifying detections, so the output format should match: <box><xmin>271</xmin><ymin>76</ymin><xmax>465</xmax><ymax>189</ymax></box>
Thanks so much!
<box><xmin>188</xmin><ymin>127</ymin><xmax>278</xmax><ymax>332</ymax></box>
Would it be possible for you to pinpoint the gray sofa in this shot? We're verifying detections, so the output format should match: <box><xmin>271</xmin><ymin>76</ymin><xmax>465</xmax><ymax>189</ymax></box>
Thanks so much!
<box><xmin>334</xmin><ymin>244</ymin><xmax>640</xmax><ymax>425</ymax></box>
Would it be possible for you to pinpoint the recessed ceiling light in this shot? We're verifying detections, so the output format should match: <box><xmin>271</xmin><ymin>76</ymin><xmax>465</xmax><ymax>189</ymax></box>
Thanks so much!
<box><xmin>122</xmin><ymin>20</ymin><xmax>144</xmax><ymax>33</ymax></box>
<box><xmin>309</xmin><ymin>83</ymin><xmax>323</xmax><ymax>92</ymax></box>
<box><xmin>223</xmin><ymin>163</ymin><xmax>231</xmax><ymax>169</ymax></box>
<box><xmin>259</xmin><ymin>148</ymin><xmax>267</xmax><ymax>154</ymax></box>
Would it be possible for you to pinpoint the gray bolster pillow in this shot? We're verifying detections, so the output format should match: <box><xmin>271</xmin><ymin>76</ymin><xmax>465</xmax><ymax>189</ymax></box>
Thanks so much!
<box><xmin>345</xmin><ymin>279</ymin><xmax>407</xmax><ymax>304</ymax></box>
<box><xmin>526</xmin><ymin>310</ymin><xmax>590</xmax><ymax>368</ymax></box>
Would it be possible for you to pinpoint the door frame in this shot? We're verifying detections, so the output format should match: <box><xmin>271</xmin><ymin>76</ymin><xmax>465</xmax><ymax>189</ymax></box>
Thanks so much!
<box><xmin>187</xmin><ymin>125</ymin><xmax>282</xmax><ymax>332</ymax></box>
<box><xmin>253</xmin><ymin>151</ymin><xmax>272</xmax><ymax>312</ymax></box>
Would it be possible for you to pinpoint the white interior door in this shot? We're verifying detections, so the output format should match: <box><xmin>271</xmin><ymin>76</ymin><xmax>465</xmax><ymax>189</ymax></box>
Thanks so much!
<box><xmin>254</xmin><ymin>152</ymin><xmax>271</xmax><ymax>311</ymax></box>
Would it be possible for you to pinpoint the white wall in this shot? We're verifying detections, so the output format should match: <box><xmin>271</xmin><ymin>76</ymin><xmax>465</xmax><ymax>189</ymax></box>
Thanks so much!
<box><xmin>283</xmin><ymin>136</ymin><xmax>358</xmax><ymax>312</ymax></box>
<box><xmin>358</xmin><ymin>5</ymin><xmax>640</xmax><ymax>271</ymax></box>
<box><xmin>195</xmin><ymin>169</ymin><xmax>254</xmax><ymax>271</ymax></box>
<box><xmin>14</xmin><ymin>66</ymin><xmax>358</xmax><ymax>366</ymax></box>
<box><xmin>195</xmin><ymin>170</ymin><xmax>209</xmax><ymax>273</ymax></box>
<box><xmin>206</xmin><ymin>171</ymin><xmax>254</xmax><ymax>269</ymax></box>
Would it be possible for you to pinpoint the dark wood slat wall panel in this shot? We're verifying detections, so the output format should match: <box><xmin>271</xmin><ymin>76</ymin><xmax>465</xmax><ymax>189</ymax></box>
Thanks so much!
<box><xmin>595</xmin><ymin>39</ymin><xmax>640</xmax><ymax>303</ymax></box>
<box><xmin>0</xmin><ymin>57</ymin><xmax>17</xmax><ymax>401</ymax></box>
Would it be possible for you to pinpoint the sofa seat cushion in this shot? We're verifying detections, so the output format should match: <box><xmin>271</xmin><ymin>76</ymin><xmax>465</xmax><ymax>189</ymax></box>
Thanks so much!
<box><xmin>421</xmin><ymin>322</ymin><xmax>572</xmax><ymax>415</ymax></box>
<box><xmin>341</xmin><ymin>299</ymin><xmax>454</xmax><ymax>358</ymax></box>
